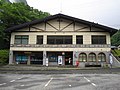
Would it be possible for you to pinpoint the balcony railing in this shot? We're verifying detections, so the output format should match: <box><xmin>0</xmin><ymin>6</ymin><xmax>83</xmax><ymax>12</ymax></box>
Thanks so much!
<box><xmin>10</xmin><ymin>44</ymin><xmax>111</xmax><ymax>48</ymax></box>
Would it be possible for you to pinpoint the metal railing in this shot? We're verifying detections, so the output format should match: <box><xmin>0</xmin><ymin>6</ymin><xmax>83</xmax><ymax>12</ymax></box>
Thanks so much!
<box><xmin>10</xmin><ymin>44</ymin><xmax>111</xmax><ymax>48</ymax></box>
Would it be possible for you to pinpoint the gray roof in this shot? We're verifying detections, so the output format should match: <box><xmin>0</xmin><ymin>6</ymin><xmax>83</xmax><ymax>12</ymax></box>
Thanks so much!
<box><xmin>5</xmin><ymin>13</ymin><xmax>118</xmax><ymax>35</ymax></box>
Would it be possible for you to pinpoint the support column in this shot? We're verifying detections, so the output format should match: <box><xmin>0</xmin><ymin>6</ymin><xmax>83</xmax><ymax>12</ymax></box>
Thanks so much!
<box><xmin>9</xmin><ymin>50</ymin><xmax>13</xmax><ymax>64</ymax></box>
<box><xmin>43</xmin><ymin>35</ymin><xmax>47</xmax><ymax>44</ymax></box>
<box><xmin>73</xmin><ymin>34</ymin><xmax>76</xmax><ymax>44</ymax></box>
<box><xmin>43</xmin><ymin>51</ymin><xmax>47</xmax><ymax>65</ymax></box>
<box><xmin>27</xmin><ymin>55</ymin><xmax>31</xmax><ymax>65</ymax></box>
<box><xmin>73</xmin><ymin>51</ymin><xmax>78</xmax><ymax>66</ymax></box>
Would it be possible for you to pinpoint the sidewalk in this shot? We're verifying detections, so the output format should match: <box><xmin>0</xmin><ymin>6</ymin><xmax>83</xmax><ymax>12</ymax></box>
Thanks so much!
<box><xmin>0</xmin><ymin>65</ymin><xmax>120</xmax><ymax>74</ymax></box>
<box><xmin>0</xmin><ymin>64</ymin><xmax>120</xmax><ymax>71</ymax></box>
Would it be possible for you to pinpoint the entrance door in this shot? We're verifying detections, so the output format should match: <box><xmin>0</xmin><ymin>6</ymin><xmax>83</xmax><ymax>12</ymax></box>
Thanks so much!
<box><xmin>65</xmin><ymin>52</ymin><xmax>73</xmax><ymax>65</ymax></box>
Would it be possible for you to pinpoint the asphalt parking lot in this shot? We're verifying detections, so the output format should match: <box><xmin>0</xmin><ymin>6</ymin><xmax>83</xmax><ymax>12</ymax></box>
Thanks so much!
<box><xmin>0</xmin><ymin>74</ymin><xmax>120</xmax><ymax>90</ymax></box>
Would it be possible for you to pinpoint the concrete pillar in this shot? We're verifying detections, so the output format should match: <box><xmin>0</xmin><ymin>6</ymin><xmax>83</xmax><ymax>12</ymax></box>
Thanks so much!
<box><xmin>43</xmin><ymin>51</ymin><xmax>47</xmax><ymax>65</ymax></box>
<box><xmin>9</xmin><ymin>50</ymin><xmax>13</xmax><ymax>64</ymax></box>
<box><xmin>27</xmin><ymin>55</ymin><xmax>31</xmax><ymax>65</ymax></box>
<box><xmin>43</xmin><ymin>35</ymin><xmax>47</xmax><ymax>44</ymax></box>
<box><xmin>106</xmin><ymin>51</ymin><xmax>111</xmax><ymax>64</ymax></box>
<box><xmin>73</xmin><ymin>34</ymin><xmax>76</xmax><ymax>44</ymax></box>
<box><xmin>73</xmin><ymin>51</ymin><xmax>78</xmax><ymax>65</ymax></box>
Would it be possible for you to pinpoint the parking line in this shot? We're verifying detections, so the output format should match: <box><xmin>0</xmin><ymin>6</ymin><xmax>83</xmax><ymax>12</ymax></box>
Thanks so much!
<box><xmin>84</xmin><ymin>77</ymin><xmax>91</xmax><ymax>82</ymax></box>
<box><xmin>10</xmin><ymin>80</ymin><xmax>15</xmax><ymax>82</ymax></box>
<box><xmin>91</xmin><ymin>83</ymin><xmax>97</xmax><ymax>87</ymax></box>
<box><xmin>69</xmin><ymin>85</ymin><xmax>71</xmax><ymax>87</ymax></box>
<box><xmin>0</xmin><ymin>83</ymin><xmax>6</xmax><ymax>86</ymax></box>
<box><xmin>45</xmin><ymin>77</ymin><xmax>53</xmax><ymax>87</ymax></box>
<box><xmin>84</xmin><ymin>77</ymin><xmax>97</xmax><ymax>87</ymax></box>
<box><xmin>17</xmin><ymin>78</ymin><xmax>22</xmax><ymax>80</ymax></box>
<box><xmin>20</xmin><ymin>85</ymin><xmax>25</xmax><ymax>87</ymax></box>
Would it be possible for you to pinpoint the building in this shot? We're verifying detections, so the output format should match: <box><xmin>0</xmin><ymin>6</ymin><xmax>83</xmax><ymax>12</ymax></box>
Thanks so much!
<box><xmin>6</xmin><ymin>14</ymin><xmax>118</xmax><ymax>67</ymax></box>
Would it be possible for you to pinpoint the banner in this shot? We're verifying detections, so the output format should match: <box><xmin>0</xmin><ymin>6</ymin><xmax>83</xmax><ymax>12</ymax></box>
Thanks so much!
<box><xmin>58</xmin><ymin>56</ymin><xmax>62</xmax><ymax>65</ymax></box>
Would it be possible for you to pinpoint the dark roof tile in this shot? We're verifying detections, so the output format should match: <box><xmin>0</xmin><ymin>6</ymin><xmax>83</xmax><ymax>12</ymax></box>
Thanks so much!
<box><xmin>5</xmin><ymin>13</ymin><xmax>118</xmax><ymax>35</ymax></box>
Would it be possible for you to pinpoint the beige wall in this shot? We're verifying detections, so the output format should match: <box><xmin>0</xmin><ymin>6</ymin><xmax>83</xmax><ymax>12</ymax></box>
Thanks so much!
<box><xmin>10</xmin><ymin>17</ymin><xmax>111</xmax><ymax>52</ymax></box>
<box><xmin>11</xmin><ymin>31</ymin><xmax>110</xmax><ymax>45</ymax></box>
<box><xmin>10</xmin><ymin>47</ymin><xmax>111</xmax><ymax>52</ymax></box>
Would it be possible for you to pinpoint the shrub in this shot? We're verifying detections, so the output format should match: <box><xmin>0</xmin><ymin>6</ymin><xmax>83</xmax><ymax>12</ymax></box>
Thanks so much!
<box><xmin>0</xmin><ymin>50</ymin><xmax>9</xmax><ymax>65</ymax></box>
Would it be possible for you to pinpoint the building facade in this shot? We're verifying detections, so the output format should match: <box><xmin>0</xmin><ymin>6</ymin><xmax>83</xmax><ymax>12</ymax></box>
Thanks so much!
<box><xmin>6</xmin><ymin>14</ymin><xmax>117</xmax><ymax>67</ymax></box>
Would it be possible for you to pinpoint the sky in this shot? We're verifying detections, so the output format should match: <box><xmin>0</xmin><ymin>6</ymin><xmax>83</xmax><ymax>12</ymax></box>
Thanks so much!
<box><xmin>26</xmin><ymin>0</ymin><xmax>120</xmax><ymax>29</ymax></box>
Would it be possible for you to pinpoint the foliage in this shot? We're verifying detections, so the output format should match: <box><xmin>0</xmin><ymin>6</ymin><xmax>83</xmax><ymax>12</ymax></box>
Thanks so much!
<box><xmin>111</xmin><ymin>30</ymin><xmax>120</xmax><ymax>46</ymax></box>
<box><xmin>112</xmin><ymin>49</ymin><xmax>120</xmax><ymax>57</ymax></box>
<box><xmin>0</xmin><ymin>50</ymin><xmax>9</xmax><ymax>65</ymax></box>
<box><xmin>0</xmin><ymin>0</ymin><xmax>50</xmax><ymax>49</ymax></box>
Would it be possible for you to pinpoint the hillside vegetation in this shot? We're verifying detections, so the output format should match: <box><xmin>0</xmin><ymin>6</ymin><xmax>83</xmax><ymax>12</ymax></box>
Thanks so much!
<box><xmin>111</xmin><ymin>30</ymin><xmax>120</xmax><ymax>46</ymax></box>
<box><xmin>0</xmin><ymin>0</ymin><xmax>50</xmax><ymax>49</ymax></box>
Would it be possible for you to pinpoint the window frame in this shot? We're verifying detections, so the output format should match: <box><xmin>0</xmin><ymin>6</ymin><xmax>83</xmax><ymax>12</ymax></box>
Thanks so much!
<box><xmin>98</xmin><ymin>53</ymin><xmax>106</xmax><ymax>62</ymax></box>
<box><xmin>88</xmin><ymin>53</ymin><xmax>96</xmax><ymax>62</ymax></box>
<box><xmin>76</xmin><ymin>35</ymin><xmax>83</xmax><ymax>44</ymax></box>
<box><xmin>36</xmin><ymin>35</ymin><xmax>43</xmax><ymax>44</ymax></box>
<box><xmin>16</xmin><ymin>55</ymin><xmax>28</xmax><ymax>62</ymax></box>
<box><xmin>91</xmin><ymin>35</ymin><xmax>106</xmax><ymax>44</ymax></box>
<box><xmin>15</xmin><ymin>35</ymin><xmax>29</xmax><ymax>45</ymax></box>
<box><xmin>47</xmin><ymin>36</ymin><xmax>72</xmax><ymax>44</ymax></box>
<box><xmin>79</xmin><ymin>53</ymin><xmax>87</xmax><ymax>62</ymax></box>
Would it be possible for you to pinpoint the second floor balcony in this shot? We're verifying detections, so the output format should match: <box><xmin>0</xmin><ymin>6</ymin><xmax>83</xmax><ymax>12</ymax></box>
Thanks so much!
<box><xmin>10</xmin><ymin>44</ymin><xmax>111</xmax><ymax>48</ymax></box>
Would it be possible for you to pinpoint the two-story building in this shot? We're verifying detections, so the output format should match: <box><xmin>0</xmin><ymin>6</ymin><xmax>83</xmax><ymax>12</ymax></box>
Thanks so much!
<box><xmin>6</xmin><ymin>14</ymin><xmax>117</xmax><ymax>67</ymax></box>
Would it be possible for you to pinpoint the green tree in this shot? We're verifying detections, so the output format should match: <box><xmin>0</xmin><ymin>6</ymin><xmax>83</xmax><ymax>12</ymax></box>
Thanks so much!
<box><xmin>0</xmin><ymin>0</ymin><xmax>50</xmax><ymax>49</ymax></box>
<box><xmin>111</xmin><ymin>30</ymin><xmax>120</xmax><ymax>46</ymax></box>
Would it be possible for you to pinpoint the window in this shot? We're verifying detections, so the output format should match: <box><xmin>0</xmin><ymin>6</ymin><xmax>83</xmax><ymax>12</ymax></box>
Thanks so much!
<box><xmin>76</xmin><ymin>36</ymin><xmax>83</xmax><ymax>44</ymax></box>
<box><xmin>37</xmin><ymin>36</ymin><xmax>43</xmax><ymax>44</ymax></box>
<box><xmin>88</xmin><ymin>53</ymin><xmax>96</xmax><ymax>62</ymax></box>
<box><xmin>98</xmin><ymin>53</ymin><xmax>106</xmax><ymax>62</ymax></box>
<box><xmin>31</xmin><ymin>52</ymin><xmax>43</xmax><ymax>64</ymax></box>
<box><xmin>47</xmin><ymin>36</ymin><xmax>72</xmax><ymax>44</ymax></box>
<box><xmin>79</xmin><ymin>53</ymin><xmax>87</xmax><ymax>62</ymax></box>
<box><xmin>16</xmin><ymin>55</ymin><xmax>28</xmax><ymax>64</ymax></box>
<box><xmin>48</xmin><ymin>53</ymin><xmax>58</xmax><ymax>62</ymax></box>
<box><xmin>15</xmin><ymin>35</ymin><xmax>28</xmax><ymax>45</ymax></box>
<box><xmin>92</xmin><ymin>35</ymin><xmax>106</xmax><ymax>44</ymax></box>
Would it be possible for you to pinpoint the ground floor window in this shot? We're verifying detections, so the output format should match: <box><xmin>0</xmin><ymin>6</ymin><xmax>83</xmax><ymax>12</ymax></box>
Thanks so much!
<box><xmin>98</xmin><ymin>53</ymin><xmax>106</xmax><ymax>62</ymax></box>
<box><xmin>47</xmin><ymin>52</ymin><xmax>61</xmax><ymax>62</ymax></box>
<box><xmin>16</xmin><ymin>55</ymin><xmax>28</xmax><ymax>64</ymax></box>
<box><xmin>79</xmin><ymin>53</ymin><xmax>87</xmax><ymax>62</ymax></box>
<box><xmin>88</xmin><ymin>53</ymin><xmax>96</xmax><ymax>62</ymax></box>
<box><xmin>30</xmin><ymin>52</ymin><xmax>43</xmax><ymax>64</ymax></box>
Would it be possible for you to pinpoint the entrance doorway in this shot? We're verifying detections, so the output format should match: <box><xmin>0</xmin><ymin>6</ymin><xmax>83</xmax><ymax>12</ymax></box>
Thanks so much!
<box><xmin>47</xmin><ymin>52</ymin><xmax>73</xmax><ymax>65</ymax></box>
<box><xmin>64</xmin><ymin>52</ymin><xmax>73</xmax><ymax>65</ymax></box>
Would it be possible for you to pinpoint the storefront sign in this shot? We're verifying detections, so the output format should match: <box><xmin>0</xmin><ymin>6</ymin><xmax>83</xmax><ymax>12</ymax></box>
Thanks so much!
<box><xmin>58</xmin><ymin>56</ymin><xmax>62</xmax><ymax>65</ymax></box>
<box><xmin>46</xmin><ymin>58</ymin><xmax>48</xmax><ymax>66</ymax></box>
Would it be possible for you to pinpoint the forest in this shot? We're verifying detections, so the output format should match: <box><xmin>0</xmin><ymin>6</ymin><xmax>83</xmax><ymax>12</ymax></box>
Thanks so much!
<box><xmin>0</xmin><ymin>0</ymin><xmax>50</xmax><ymax>49</ymax></box>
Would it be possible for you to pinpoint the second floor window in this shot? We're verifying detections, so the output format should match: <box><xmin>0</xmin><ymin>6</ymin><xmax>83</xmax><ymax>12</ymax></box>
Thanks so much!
<box><xmin>37</xmin><ymin>36</ymin><xmax>43</xmax><ymax>44</ymax></box>
<box><xmin>47</xmin><ymin>36</ymin><xmax>72</xmax><ymax>44</ymax></box>
<box><xmin>92</xmin><ymin>35</ymin><xmax>106</xmax><ymax>44</ymax></box>
<box><xmin>15</xmin><ymin>35</ymin><xmax>28</xmax><ymax>45</ymax></box>
<box><xmin>76</xmin><ymin>35</ymin><xmax>83</xmax><ymax>44</ymax></box>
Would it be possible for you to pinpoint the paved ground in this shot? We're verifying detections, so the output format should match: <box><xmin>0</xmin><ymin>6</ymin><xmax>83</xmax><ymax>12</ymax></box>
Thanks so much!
<box><xmin>0</xmin><ymin>74</ymin><xmax>120</xmax><ymax>90</ymax></box>
<box><xmin>0</xmin><ymin>65</ymin><xmax>120</xmax><ymax>74</ymax></box>
<box><xmin>0</xmin><ymin>68</ymin><xmax>120</xmax><ymax>74</ymax></box>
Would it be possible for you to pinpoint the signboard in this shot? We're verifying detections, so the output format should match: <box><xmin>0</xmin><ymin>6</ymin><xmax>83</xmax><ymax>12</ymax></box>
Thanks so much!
<box><xmin>109</xmin><ymin>55</ymin><xmax>113</xmax><ymax>64</ymax></box>
<box><xmin>58</xmin><ymin>56</ymin><xmax>62</xmax><ymax>65</ymax></box>
<box><xmin>46</xmin><ymin>58</ymin><xmax>48</xmax><ymax>66</ymax></box>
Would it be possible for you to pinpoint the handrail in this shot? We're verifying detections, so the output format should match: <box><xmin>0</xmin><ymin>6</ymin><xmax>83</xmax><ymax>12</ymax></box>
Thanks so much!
<box><xmin>10</xmin><ymin>44</ymin><xmax>111</xmax><ymax>48</ymax></box>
